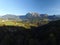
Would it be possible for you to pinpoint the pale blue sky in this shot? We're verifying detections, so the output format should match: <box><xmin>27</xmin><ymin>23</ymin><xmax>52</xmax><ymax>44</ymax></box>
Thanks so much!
<box><xmin>0</xmin><ymin>0</ymin><xmax>60</xmax><ymax>16</ymax></box>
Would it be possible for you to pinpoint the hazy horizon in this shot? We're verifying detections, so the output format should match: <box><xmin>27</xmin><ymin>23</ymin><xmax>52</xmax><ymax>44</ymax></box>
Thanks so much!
<box><xmin>0</xmin><ymin>0</ymin><xmax>60</xmax><ymax>16</ymax></box>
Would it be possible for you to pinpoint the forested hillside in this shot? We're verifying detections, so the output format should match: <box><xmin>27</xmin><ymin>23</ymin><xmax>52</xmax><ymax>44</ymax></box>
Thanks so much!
<box><xmin>0</xmin><ymin>20</ymin><xmax>60</xmax><ymax>45</ymax></box>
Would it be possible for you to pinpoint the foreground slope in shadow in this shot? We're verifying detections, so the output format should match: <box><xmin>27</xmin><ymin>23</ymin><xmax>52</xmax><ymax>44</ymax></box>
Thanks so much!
<box><xmin>0</xmin><ymin>20</ymin><xmax>60</xmax><ymax>45</ymax></box>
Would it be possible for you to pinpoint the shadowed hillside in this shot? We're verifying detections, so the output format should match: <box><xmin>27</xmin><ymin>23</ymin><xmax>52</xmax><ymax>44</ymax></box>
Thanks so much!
<box><xmin>0</xmin><ymin>20</ymin><xmax>60</xmax><ymax>45</ymax></box>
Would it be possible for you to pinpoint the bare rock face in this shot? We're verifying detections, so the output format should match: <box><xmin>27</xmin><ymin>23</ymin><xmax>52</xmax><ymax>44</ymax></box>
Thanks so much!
<box><xmin>26</xmin><ymin>12</ymin><xmax>40</xmax><ymax>18</ymax></box>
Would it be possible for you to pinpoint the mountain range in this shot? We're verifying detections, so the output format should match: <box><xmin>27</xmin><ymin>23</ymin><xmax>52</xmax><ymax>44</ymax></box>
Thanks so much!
<box><xmin>0</xmin><ymin>12</ymin><xmax>60</xmax><ymax>22</ymax></box>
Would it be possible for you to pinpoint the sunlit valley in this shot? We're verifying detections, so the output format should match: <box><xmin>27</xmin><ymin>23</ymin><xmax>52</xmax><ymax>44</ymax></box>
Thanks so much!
<box><xmin>0</xmin><ymin>12</ymin><xmax>60</xmax><ymax>29</ymax></box>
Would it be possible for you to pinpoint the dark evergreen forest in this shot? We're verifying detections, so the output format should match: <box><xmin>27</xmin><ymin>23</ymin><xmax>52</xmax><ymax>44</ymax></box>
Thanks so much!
<box><xmin>0</xmin><ymin>20</ymin><xmax>60</xmax><ymax>45</ymax></box>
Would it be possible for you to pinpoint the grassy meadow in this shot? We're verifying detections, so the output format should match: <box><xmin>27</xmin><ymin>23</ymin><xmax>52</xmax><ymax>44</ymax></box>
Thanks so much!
<box><xmin>0</xmin><ymin>19</ymin><xmax>38</xmax><ymax>29</ymax></box>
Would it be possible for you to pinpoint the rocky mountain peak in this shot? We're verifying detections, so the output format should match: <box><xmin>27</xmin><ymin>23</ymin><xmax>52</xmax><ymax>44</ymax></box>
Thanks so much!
<box><xmin>26</xmin><ymin>12</ymin><xmax>40</xmax><ymax>17</ymax></box>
